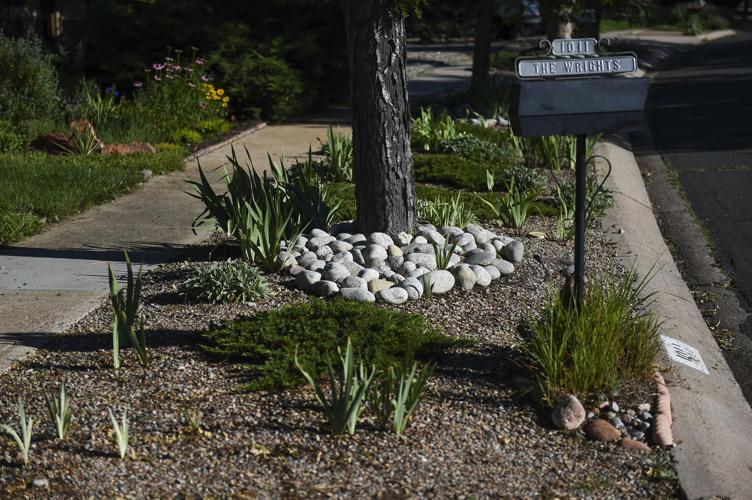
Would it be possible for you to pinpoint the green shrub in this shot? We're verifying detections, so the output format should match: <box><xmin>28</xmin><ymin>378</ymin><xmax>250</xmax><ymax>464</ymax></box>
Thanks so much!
<box><xmin>201</xmin><ymin>299</ymin><xmax>460</xmax><ymax>390</ymax></box>
<box><xmin>413</xmin><ymin>153</ymin><xmax>500</xmax><ymax>190</ymax></box>
<box><xmin>455</xmin><ymin>121</ymin><xmax>512</xmax><ymax>148</ymax></box>
<box><xmin>0</xmin><ymin>121</ymin><xmax>24</xmax><ymax>153</ymax></box>
<box><xmin>213</xmin><ymin>51</ymin><xmax>305</xmax><ymax>121</ymax></box>
<box><xmin>499</xmin><ymin>164</ymin><xmax>547</xmax><ymax>194</ymax></box>
<box><xmin>171</xmin><ymin>128</ymin><xmax>203</xmax><ymax>144</ymax></box>
<box><xmin>196</xmin><ymin>118</ymin><xmax>233</xmax><ymax>136</ymax></box>
<box><xmin>672</xmin><ymin>4</ymin><xmax>730</xmax><ymax>34</ymax></box>
<box><xmin>437</xmin><ymin>135</ymin><xmax>515</xmax><ymax>165</ymax></box>
<box><xmin>180</xmin><ymin>259</ymin><xmax>268</xmax><ymax>303</ymax></box>
<box><xmin>521</xmin><ymin>269</ymin><xmax>661</xmax><ymax>405</ymax></box>
<box><xmin>0</xmin><ymin>34</ymin><xmax>61</xmax><ymax>137</ymax></box>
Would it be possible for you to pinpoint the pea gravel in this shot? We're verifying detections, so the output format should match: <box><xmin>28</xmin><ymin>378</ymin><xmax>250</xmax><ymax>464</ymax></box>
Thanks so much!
<box><xmin>0</xmin><ymin>221</ymin><xmax>678</xmax><ymax>498</ymax></box>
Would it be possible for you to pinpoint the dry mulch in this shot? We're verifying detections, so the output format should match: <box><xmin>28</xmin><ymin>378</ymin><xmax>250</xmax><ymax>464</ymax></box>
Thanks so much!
<box><xmin>0</xmin><ymin>220</ymin><xmax>678</xmax><ymax>498</ymax></box>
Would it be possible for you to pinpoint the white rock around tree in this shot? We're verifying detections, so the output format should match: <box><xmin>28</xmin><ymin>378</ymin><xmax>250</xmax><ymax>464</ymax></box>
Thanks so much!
<box><xmin>278</xmin><ymin>224</ymin><xmax>525</xmax><ymax>302</ymax></box>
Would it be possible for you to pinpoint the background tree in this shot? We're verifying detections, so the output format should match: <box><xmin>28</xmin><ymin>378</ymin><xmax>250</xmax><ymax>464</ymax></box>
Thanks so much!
<box><xmin>341</xmin><ymin>0</ymin><xmax>419</xmax><ymax>234</ymax></box>
<box><xmin>471</xmin><ymin>0</ymin><xmax>495</xmax><ymax>93</ymax></box>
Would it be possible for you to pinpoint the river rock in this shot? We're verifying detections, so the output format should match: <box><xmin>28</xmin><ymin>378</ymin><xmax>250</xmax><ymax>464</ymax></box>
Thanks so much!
<box><xmin>359</xmin><ymin>268</ymin><xmax>380</xmax><ymax>282</ymax></box>
<box><xmin>351</xmin><ymin>248</ymin><xmax>366</xmax><ymax>266</ymax></box>
<box><xmin>501</xmin><ymin>240</ymin><xmax>524</xmax><ymax>263</ymax></box>
<box><xmin>312</xmin><ymin>280</ymin><xmax>339</xmax><ymax>297</ymax></box>
<box><xmin>314</xmin><ymin>245</ymin><xmax>333</xmax><ymax>259</ymax></box>
<box><xmin>368</xmin><ymin>232</ymin><xmax>393</xmax><ymax>247</ymax></box>
<box><xmin>320</xmin><ymin>262</ymin><xmax>349</xmax><ymax>283</ymax></box>
<box><xmin>621</xmin><ymin>438</ymin><xmax>651</xmax><ymax>452</ymax></box>
<box><xmin>464</xmin><ymin>249</ymin><xmax>496</xmax><ymax>266</ymax></box>
<box><xmin>465</xmin><ymin>223</ymin><xmax>494</xmax><ymax>244</ymax></box>
<box><xmin>399</xmin><ymin>277</ymin><xmax>424</xmax><ymax>299</ymax></box>
<box><xmin>346</xmin><ymin>233</ymin><xmax>367</xmax><ymax>245</ymax></box>
<box><xmin>451</xmin><ymin>264</ymin><xmax>476</xmax><ymax>291</ymax></box>
<box><xmin>340</xmin><ymin>287</ymin><xmax>375</xmax><ymax>303</ymax></box>
<box><xmin>470</xmin><ymin>265</ymin><xmax>492</xmax><ymax>287</ymax></box>
<box><xmin>452</xmin><ymin>232</ymin><xmax>474</xmax><ymax>247</ymax></box>
<box><xmin>551</xmin><ymin>394</ymin><xmax>586</xmax><ymax>431</ymax></box>
<box><xmin>490</xmin><ymin>258</ymin><xmax>515</xmax><ymax>276</ymax></box>
<box><xmin>395</xmin><ymin>231</ymin><xmax>412</xmax><ymax>245</ymax></box>
<box><xmin>329</xmin><ymin>240</ymin><xmax>353</xmax><ymax>253</ymax></box>
<box><xmin>307</xmin><ymin>259</ymin><xmax>326</xmax><ymax>272</ymax></box>
<box><xmin>341</xmin><ymin>276</ymin><xmax>367</xmax><ymax>289</ymax></box>
<box><xmin>387</xmin><ymin>244</ymin><xmax>403</xmax><ymax>257</ymax></box>
<box><xmin>399</xmin><ymin>261</ymin><xmax>417</xmax><ymax>275</ymax></box>
<box><xmin>413</xmin><ymin>235</ymin><xmax>428</xmax><ymax>244</ymax></box>
<box><xmin>418</xmin><ymin>228</ymin><xmax>445</xmax><ymax>246</ymax></box>
<box><xmin>484</xmin><ymin>265</ymin><xmax>501</xmax><ymax>280</ymax></box>
<box><xmin>376</xmin><ymin>287</ymin><xmax>409</xmax><ymax>305</ymax></box>
<box><xmin>295</xmin><ymin>270</ymin><xmax>321</xmax><ymax>291</ymax></box>
<box><xmin>275</xmin><ymin>251</ymin><xmax>297</xmax><ymax>269</ymax></box>
<box><xmin>309</xmin><ymin>228</ymin><xmax>330</xmax><ymax>238</ymax></box>
<box><xmin>406</xmin><ymin>252</ymin><xmax>437</xmax><ymax>270</ymax></box>
<box><xmin>428</xmin><ymin>270</ymin><xmax>455</xmax><ymax>294</ymax></box>
<box><xmin>584</xmin><ymin>419</ymin><xmax>621</xmax><ymax>442</ymax></box>
<box><xmin>297</xmin><ymin>251</ymin><xmax>318</xmax><ymax>268</ymax></box>
<box><xmin>307</xmin><ymin>235</ymin><xmax>334</xmax><ymax>249</ymax></box>
<box><xmin>330</xmin><ymin>251</ymin><xmax>353</xmax><ymax>264</ymax></box>
<box><xmin>342</xmin><ymin>261</ymin><xmax>364</xmax><ymax>276</ymax></box>
<box><xmin>368</xmin><ymin>279</ymin><xmax>393</xmax><ymax>293</ymax></box>
<box><xmin>406</xmin><ymin>267</ymin><xmax>431</xmax><ymax>279</ymax></box>
<box><xmin>363</xmin><ymin>244</ymin><xmax>388</xmax><ymax>266</ymax></box>
<box><xmin>387</xmin><ymin>255</ymin><xmax>404</xmax><ymax>270</ymax></box>
<box><xmin>335</xmin><ymin>232</ymin><xmax>351</xmax><ymax>241</ymax></box>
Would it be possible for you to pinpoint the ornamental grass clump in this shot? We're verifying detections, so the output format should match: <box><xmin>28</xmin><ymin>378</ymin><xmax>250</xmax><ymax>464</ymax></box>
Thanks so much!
<box><xmin>319</xmin><ymin>125</ymin><xmax>353</xmax><ymax>182</ymax></box>
<box><xmin>521</xmin><ymin>268</ymin><xmax>661</xmax><ymax>406</ymax></box>
<box><xmin>201</xmin><ymin>299</ymin><xmax>459</xmax><ymax>391</ymax></box>
<box><xmin>108</xmin><ymin>408</ymin><xmax>129</xmax><ymax>460</ymax></box>
<box><xmin>43</xmin><ymin>379</ymin><xmax>72</xmax><ymax>441</ymax></box>
<box><xmin>1</xmin><ymin>398</ymin><xmax>34</xmax><ymax>467</ymax></box>
<box><xmin>417</xmin><ymin>194</ymin><xmax>475</xmax><ymax>228</ymax></box>
<box><xmin>108</xmin><ymin>251</ymin><xmax>148</xmax><ymax>368</ymax></box>
<box><xmin>296</xmin><ymin>338</ymin><xmax>376</xmax><ymax>435</ymax></box>
<box><xmin>370</xmin><ymin>361</ymin><xmax>435</xmax><ymax>435</ymax></box>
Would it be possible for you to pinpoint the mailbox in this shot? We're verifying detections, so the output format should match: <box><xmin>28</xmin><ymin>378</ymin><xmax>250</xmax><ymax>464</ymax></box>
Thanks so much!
<box><xmin>508</xmin><ymin>38</ymin><xmax>649</xmax><ymax>304</ymax></box>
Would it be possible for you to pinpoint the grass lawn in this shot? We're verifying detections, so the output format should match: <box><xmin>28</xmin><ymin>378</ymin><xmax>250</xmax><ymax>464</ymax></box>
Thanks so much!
<box><xmin>0</xmin><ymin>150</ymin><xmax>185</xmax><ymax>244</ymax></box>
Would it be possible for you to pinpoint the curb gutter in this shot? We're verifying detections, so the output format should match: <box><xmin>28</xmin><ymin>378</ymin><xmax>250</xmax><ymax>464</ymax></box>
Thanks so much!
<box><xmin>598</xmin><ymin>141</ymin><xmax>752</xmax><ymax>498</ymax></box>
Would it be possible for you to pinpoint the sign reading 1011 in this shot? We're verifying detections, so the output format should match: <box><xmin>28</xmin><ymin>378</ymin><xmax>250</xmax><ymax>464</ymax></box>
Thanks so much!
<box><xmin>515</xmin><ymin>37</ymin><xmax>638</xmax><ymax>79</ymax></box>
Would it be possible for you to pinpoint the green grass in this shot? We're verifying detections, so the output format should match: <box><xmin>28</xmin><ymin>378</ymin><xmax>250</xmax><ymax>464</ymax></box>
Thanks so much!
<box><xmin>201</xmin><ymin>299</ymin><xmax>461</xmax><ymax>390</ymax></box>
<box><xmin>413</xmin><ymin>153</ymin><xmax>501</xmax><ymax>191</ymax></box>
<box><xmin>521</xmin><ymin>269</ymin><xmax>662</xmax><ymax>405</ymax></box>
<box><xmin>0</xmin><ymin>150</ymin><xmax>185</xmax><ymax>244</ymax></box>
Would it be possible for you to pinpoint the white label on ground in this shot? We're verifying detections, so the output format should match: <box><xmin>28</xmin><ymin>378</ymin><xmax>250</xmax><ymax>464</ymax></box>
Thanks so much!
<box><xmin>661</xmin><ymin>335</ymin><xmax>709</xmax><ymax>374</ymax></box>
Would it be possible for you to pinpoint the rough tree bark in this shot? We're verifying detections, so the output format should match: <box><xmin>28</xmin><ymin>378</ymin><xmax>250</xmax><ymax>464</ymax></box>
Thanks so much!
<box><xmin>341</xmin><ymin>0</ymin><xmax>417</xmax><ymax>235</ymax></box>
<box><xmin>471</xmin><ymin>0</ymin><xmax>495</xmax><ymax>93</ymax></box>
<box><xmin>541</xmin><ymin>0</ymin><xmax>575</xmax><ymax>40</ymax></box>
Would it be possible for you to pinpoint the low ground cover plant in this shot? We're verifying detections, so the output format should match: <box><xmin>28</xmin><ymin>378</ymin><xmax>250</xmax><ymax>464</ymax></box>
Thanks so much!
<box><xmin>201</xmin><ymin>299</ymin><xmax>460</xmax><ymax>390</ymax></box>
<box><xmin>437</xmin><ymin>134</ymin><xmax>515</xmax><ymax>165</ymax></box>
<box><xmin>180</xmin><ymin>259</ymin><xmax>268</xmax><ymax>303</ymax></box>
<box><xmin>413</xmin><ymin>153</ymin><xmax>500</xmax><ymax>191</ymax></box>
<box><xmin>0</xmin><ymin>150</ymin><xmax>185</xmax><ymax>244</ymax></box>
<box><xmin>522</xmin><ymin>269</ymin><xmax>661</xmax><ymax>405</ymax></box>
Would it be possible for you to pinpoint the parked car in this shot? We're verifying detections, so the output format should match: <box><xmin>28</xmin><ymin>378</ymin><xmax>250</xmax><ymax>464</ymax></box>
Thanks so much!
<box><xmin>493</xmin><ymin>0</ymin><xmax>544</xmax><ymax>39</ymax></box>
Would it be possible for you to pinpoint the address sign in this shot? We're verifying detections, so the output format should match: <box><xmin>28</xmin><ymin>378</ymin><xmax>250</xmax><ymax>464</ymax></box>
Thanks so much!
<box><xmin>516</xmin><ymin>38</ymin><xmax>638</xmax><ymax>80</ymax></box>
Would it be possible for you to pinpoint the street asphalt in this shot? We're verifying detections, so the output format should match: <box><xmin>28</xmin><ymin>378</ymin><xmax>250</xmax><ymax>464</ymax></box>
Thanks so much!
<box><xmin>636</xmin><ymin>33</ymin><xmax>752</xmax><ymax>403</ymax></box>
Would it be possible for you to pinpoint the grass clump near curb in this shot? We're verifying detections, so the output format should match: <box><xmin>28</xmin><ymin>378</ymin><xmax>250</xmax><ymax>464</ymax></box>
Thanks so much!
<box><xmin>201</xmin><ymin>299</ymin><xmax>461</xmax><ymax>390</ymax></box>
<box><xmin>0</xmin><ymin>150</ymin><xmax>185</xmax><ymax>243</ymax></box>
<box><xmin>522</xmin><ymin>269</ymin><xmax>661</xmax><ymax>405</ymax></box>
<box><xmin>179</xmin><ymin>259</ymin><xmax>268</xmax><ymax>303</ymax></box>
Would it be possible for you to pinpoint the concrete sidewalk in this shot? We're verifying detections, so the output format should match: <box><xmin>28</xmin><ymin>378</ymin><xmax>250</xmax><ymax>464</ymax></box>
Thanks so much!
<box><xmin>0</xmin><ymin>122</ymin><xmax>333</xmax><ymax>371</ymax></box>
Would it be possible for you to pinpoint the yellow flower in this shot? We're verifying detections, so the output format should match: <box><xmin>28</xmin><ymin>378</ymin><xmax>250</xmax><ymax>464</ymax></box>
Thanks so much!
<box><xmin>221</xmin><ymin>102</ymin><xmax>228</xmax><ymax>108</ymax></box>
<box><xmin>216</xmin><ymin>88</ymin><xmax>224</xmax><ymax>96</ymax></box>
<box><xmin>222</xmin><ymin>96</ymin><xmax>229</xmax><ymax>103</ymax></box>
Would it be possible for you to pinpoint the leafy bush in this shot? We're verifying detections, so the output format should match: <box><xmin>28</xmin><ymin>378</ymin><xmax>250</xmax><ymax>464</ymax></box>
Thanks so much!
<box><xmin>180</xmin><ymin>259</ymin><xmax>268</xmax><ymax>303</ymax></box>
<box><xmin>499</xmin><ymin>164</ymin><xmax>547</xmax><ymax>194</ymax></box>
<box><xmin>0</xmin><ymin>121</ymin><xmax>24</xmax><ymax>153</ymax></box>
<box><xmin>0</xmin><ymin>34</ymin><xmax>61</xmax><ymax>138</ymax></box>
<box><xmin>201</xmin><ymin>299</ymin><xmax>459</xmax><ymax>390</ymax></box>
<box><xmin>672</xmin><ymin>4</ymin><xmax>730</xmax><ymax>35</ymax></box>
<box><xmin>522</xmin><ymin>269</ymin><xmax>661</xmax><ymax>405</ymax></box>
<box><xmin>411</xmin><ymin>107</ymin><xmax>461</xmax><ymax>152</ymax></box>
<box><xmin>213</xmin><ymin>51</ymin><xmax>304</xmax><ymax>121</ymax></box>
<box><xmin>171</xmin><ymin>129</ymin><xmax>203</xmax><ymax>144</ymax></box>
<box><xmin>437</xmin><ymin>134</ymin><xmax>516</xmax><ymax>165</ymax></box>
<box><xmin>413</xmin><ymin>153</ymin><xmax>500</xmax><ymax>191</ymax></box>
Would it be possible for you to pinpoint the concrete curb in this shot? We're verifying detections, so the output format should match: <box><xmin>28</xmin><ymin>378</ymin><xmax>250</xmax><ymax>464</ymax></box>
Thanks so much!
<box><xmin>603</xmin><ymin>28</ymin><xmax>737</xmax><ymax>45</ymax></box>
<box><xmin>597</xmin><ymin>140</ymin><xmax>752</xmax><ymax>498</ymax></box>
<box><xmin>185</xmin><ymin>122</ymin><xmax>267</xmax><ymax>162</ymax></box>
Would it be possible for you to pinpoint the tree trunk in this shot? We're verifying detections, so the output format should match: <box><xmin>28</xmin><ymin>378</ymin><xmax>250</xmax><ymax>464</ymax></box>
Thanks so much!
<box><xmin>581</xmin><ymin>0</ymin><xmax>603</xmax><ymax>38</ymax></box>
<box><xmin>341</xmin><ymin>0</ymin><xmax>417</xmax><ymax>235</ymax></box>
<box><xmin>471</xmin><ymin>0</ymin><xmax>494</xmax><ymax>92</ymax></box>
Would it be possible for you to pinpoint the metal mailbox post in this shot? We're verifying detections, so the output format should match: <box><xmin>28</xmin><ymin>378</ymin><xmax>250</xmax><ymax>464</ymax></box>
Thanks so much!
<box><xmin>509</xmin><ymin>38</ymin><xmax>649</xmax><ymax>305</ymax></box>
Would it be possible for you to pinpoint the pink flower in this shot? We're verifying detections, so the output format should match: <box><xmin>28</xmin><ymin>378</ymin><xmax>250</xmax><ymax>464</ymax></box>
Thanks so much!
<box><xmin>153</xmin><ymin>63</ymin><xmax>165</xmax><ymax>71</ymax></box>
<box><xmin>199</xmin><ymin>102</ymin><xmax>207</xmax><ymax>109</ymax></box>
<box><xmin>133</xmin><ymin>81</ymin><xmax>143</xmax><ymax>88</ymax></box>
<box><xmin>195</xmin><ymin>58</ymin><xmax>205</xmax><ymax>65</ymax></box>
<box><xmin>187</xmin><ymin>82</ymin><xmax>196</xmax><ymax>88</ymax></box>
<box><xmin>201</xmin><ymin>75</ymin><xmax>209</xmax><ymax>82</ymax></box>
<box><xmin>154</xmin><ymin>75</ymin><xmax>161</xmax><ymax>81</ymax></box>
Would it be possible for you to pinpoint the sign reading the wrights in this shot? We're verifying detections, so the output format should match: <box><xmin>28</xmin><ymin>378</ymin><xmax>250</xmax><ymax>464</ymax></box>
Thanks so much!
<box><xmin>516</xmin><ymin>37</ymin><xmax>637</xmax><ymax>79</ymax></box>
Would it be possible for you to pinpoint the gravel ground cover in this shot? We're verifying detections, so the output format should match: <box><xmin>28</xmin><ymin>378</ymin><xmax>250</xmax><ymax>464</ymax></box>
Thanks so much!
<box><xmin>0</xmin><ymin>220</ymin><xmax>677</xmax><ymax>498</ymax></box>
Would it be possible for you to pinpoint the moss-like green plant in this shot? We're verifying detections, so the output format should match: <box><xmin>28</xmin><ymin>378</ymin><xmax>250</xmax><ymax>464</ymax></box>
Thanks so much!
<box><xmin>201</xmin><ymin>299</ymin><xmax>460</xmax><ymax>390</ymax></box>
<box><xmin>296</xmin><ymin>338</ymin><xmax>376</xmax><ymax>435</ymax></box>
